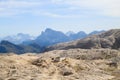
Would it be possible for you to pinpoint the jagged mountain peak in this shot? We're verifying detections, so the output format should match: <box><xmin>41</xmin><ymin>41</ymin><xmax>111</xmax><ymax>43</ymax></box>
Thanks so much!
<box><xmin>77</xmin><ymin>31</ymin><xmax>86</xmax><ymax>34</ymax></box>
<box><xmin>35</xmin><ymin>28</ymin><xmax>69</xmax><ymax>47</ymax></box>
<box><xmin>45</xmin><ymin>28</ymin><xmax>54</xmax><ymax>32</ymax></box>
<box><xmin>66</xmin><ymin>31</ymin><xmax>75</xmax><ymax>36</ymax></box>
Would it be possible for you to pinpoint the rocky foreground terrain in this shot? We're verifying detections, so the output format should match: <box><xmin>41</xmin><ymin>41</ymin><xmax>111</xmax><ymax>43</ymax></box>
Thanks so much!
<box><xmin>0</xmin><ymin>49</ymin><xmax>120</xmax><ymax>80</ymax></box>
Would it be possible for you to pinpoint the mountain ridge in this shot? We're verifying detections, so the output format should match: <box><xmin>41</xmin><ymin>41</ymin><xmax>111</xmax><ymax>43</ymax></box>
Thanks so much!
<box><xmin>26</xmin><ymin>28</ymin><xmax>105</xmax><ymax>47</ymax></box>
<box><xmin>0</xmin><ymin>33</ymin><xmax>35</xmax><ymax>44</ymax></box>
<box><xmin>46</xmin><ymin>29</ymin><xmax>120</xmax><ymax>51</ymax></box>
<box><xmin>0</xmin><ymin>28</ymin><xmax>104</xmax><ymax>46</ymax></box>
<box><xmin>0</xmin><ymin>28</ymin><xmax>106</xmax><ymax>54</ymax></box>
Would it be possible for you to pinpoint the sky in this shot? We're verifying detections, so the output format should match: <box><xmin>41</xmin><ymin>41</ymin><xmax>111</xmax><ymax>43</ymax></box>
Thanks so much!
<box><xmin>0</xmin><ymin>0</ymin><xmax>120</xmax><ymax>37</ymax></box>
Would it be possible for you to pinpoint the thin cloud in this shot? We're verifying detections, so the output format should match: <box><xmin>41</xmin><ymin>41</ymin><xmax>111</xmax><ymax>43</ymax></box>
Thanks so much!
<box><xmin>54</xmin><ymin>0</ymin><xmax>120</xmax><ymax>17</ymax></box>
<box><xmin>0</xmin><ymin>0</ymin><xmax>120</xmax><ymax>17</ymax></box>
<box><xmin>0</xmin><ymin>0</ymin><xmax>42</xmax><ymax>16</ymax></box>
<box><xmin>32</xmin><ymin>11</ymin><xmax>84</xmax><ymax>18</ymax></box>
<box><xmin>0</xmin><ymin>0</ymin><xmax>42</xmax><ymax>8</ymax></box>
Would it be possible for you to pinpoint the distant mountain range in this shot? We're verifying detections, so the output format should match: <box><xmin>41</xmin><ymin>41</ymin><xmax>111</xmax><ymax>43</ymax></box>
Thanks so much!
<box><xmin>46</xmin><ymin>29</ymin><xmax>120</xmax><ymax>51</ymax></box>
<box><xmin>0</xmin><ymin>33</ymin><xmax>35</xmax><ymax>44</ymax></box>
<box><xmin>0</xmin><ymin>28</ymin><xmax>104</xmax><ymax>45</ymax></box>
<box><xmin>29</xmin><ymin>28</ymin><xmax>105</xmax><ymax>47</ymax></box>
<box><xmin>0</xmin><ymin>28</ymin><xmax>105</xmax><ymax>54</ymax></box>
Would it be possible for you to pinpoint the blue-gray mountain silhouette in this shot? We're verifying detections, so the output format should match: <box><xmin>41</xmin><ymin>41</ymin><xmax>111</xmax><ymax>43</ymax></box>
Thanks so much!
<box><xmin>0</xmin><ymin>40</ymin><xmax>42</xmax><ymax>54</ymax></box>
<box><xmin>1</xmin><ymin>33</ymin><xmax>35</xmax><ymax>44</ymax></box>
<box><xmin>34</xmin><ymin>28</ymin><xmax>70</xmax><ymax>47</ymax></box>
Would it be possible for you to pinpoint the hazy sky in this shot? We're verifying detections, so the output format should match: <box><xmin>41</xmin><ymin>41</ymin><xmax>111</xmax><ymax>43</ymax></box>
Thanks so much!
<box><xmin>0</xmin><ymin>0</ymin><xmax>120</xmax><ymax>37</ymax></box>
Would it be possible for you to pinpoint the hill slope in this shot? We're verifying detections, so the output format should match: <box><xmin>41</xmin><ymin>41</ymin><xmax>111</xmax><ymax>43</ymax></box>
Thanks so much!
<box><xmin>46</xmin><ymin>29</ymin><xmax>120</xmax><ymax>51</ymax></box>
<box><xmin>0</xmin><ymin>41</ymin><xmax>42</xmax><ymax>54</ymax></box>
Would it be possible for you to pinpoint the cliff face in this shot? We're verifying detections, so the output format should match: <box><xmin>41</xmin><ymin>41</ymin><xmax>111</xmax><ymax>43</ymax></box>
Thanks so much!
<box><xmin>46</xmin><ymin>29</ymin><xmax>120</xmax><ymax>51</ymax></box>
